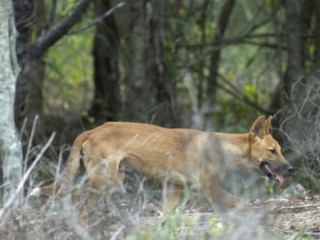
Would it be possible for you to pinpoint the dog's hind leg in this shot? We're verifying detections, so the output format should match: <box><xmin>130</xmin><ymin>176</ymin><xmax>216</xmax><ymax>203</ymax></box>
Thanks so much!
<box><xmin>80</xmin><ymin>152</ymin><xmax>126</xmax><ymax>224</ymax></box>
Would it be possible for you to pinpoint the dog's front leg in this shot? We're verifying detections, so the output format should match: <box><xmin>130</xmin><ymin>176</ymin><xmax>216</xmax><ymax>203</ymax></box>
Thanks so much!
<box><xmin>162</xmin><ymin>181</ymin><xmax>183</xmax><ymax>214</ymax></box>
<box><xmin>200</xmin><ymin>175</ymin><xmax>250</xmax><ymax>211</ymax></box>
<box><xmin>223</xmin><ymin>190</ymin><xmax>250</xmax><ymax>211</ymax></box>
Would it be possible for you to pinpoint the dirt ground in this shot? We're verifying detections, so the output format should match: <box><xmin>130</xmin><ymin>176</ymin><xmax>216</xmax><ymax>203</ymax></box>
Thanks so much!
<box><xmin>262</xmin><ymin>193</ymin><xmax>320</xmax><ymax>238</ymax></box>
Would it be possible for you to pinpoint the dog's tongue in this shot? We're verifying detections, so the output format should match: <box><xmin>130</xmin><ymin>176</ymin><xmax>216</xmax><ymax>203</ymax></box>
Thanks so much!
<box><xmin>274</xmin><ymin>170</ymin><xmax>284</xmax><ymax>185</ymax></box>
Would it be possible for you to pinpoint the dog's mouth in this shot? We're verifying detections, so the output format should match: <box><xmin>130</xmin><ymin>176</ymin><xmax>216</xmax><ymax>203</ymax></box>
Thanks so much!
<box><xmin>260</xmin><ymin>161</ymin><xmax>286</xmax><ymax>185</ymax></box>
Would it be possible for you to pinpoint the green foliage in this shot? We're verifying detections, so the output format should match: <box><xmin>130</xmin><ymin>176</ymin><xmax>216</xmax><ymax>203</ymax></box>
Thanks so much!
<box><xmin>44</xmin><ymin>28</ymin><xmax>94</xmax><ymax>113</ymax></box>
<box><xmin>124</xmin><ymin>213</ymin><xmax>197</xmax><ymax>240</ymax></box>
<box><xmin>209</xmin><ymin>215</ymin><xmax>235</xmax><ymax>235</ymax></box>
<box><xmin>39</xmin><ymin>0</ymin><xmax>284</xmax><ymax>126</ymax></box>
<box><xmin>164</xmin><ymin>1</ymin><xmax>282</xmax><ymax>131</ymax></box>
<box><xmin>34</xmin><ymin>165</ymin><xmax>56</xmax><ymax>184</ymax></box>
<box><xmin>289</xmin><ymin>231</ymin><xmax>313</xmax><ymax>240</ymax></box>
<box><xmin>263</xmin><ymin>176</ymin><xmax>276</xmax><ymax>196</ymax></box>
<box><xmin>124</xmin><ymin>211</ymin><xmax>244</xmax><ymax>240</ymax></box>
<box><xmin>41</xmin><ymin>0</ymin><xmax>94</xmax><ymax>114</ymax></box>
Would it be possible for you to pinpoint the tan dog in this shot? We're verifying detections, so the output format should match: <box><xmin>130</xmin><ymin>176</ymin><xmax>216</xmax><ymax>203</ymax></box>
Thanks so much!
<box><xmin>30</xmin><ymin>116</ymin><xmax>294</xmax><ymax>213</ymax></box>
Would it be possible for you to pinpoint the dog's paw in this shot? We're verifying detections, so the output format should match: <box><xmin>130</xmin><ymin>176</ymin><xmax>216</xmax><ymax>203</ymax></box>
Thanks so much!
<box><xmin>236</xmin><ymin>200</ymin><xmax>251</xmax><ymax>211</ymax></box>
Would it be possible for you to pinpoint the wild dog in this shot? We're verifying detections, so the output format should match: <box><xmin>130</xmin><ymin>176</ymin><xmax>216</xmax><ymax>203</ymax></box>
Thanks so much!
<box><xmin>30</xmin><ymin>116</ymin><xmax>294</xmax><ymax>214</ymax></box>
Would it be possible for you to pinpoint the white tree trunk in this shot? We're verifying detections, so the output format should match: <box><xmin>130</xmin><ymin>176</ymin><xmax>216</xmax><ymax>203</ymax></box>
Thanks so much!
<box><xmin>0</xmin><ymin>0</ymin><xmax>23</xmax><ymax>206</ymax></box>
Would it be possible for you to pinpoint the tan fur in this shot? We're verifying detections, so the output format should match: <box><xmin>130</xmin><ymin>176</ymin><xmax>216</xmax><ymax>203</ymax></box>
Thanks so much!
<box><xmin>31</xmin><ymin>116</ymin><xmax>293</xmax><ymax>213</ymax></box>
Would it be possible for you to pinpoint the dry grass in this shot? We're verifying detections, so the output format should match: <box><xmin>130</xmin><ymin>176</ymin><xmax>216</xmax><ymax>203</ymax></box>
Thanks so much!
<box><xmin>0</xmin><ymin>169</ymin><xmax>319</xmax><ymax>240</ymax></box>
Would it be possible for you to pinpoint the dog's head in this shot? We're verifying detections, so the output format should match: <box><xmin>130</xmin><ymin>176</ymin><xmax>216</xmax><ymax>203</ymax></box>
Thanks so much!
<box><xmin>249</xmin><ymin>116</ymin><xmax>295</xmax><ymax>185</ymax></box>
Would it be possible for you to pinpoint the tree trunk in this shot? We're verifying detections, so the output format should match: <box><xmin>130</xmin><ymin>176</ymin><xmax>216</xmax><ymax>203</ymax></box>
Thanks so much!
<box><xmin>124</xmin><ymin>0</ymin><xmax>154</xmax><ymax>122</ymax></box>
<box><xmin>300</xmin><ymin>0</ymin><xmax>314</xmax><ymax>71</ymax></box>
<box><xmin>272</xmin><ymin>0</ymin><xmax>307</xmax><ymax>147</ymax></box>
<box><xmin>284</xmin><ymin>0</ymin><xmax>304</xmax><ymax>94</ymax></box>
<box><xmin>90</xmin><ymin>0</ymin><xmax>121</xmax><ymax>123</ymax></box>
<box><xmin>0</xmin><ymin>0</ymin><xmax>23</xmax><ymax>206</ymax></box>
<box><xmin>146</xmin><ymin>0</ymin><xmax>176</xmax><ymax>126</ymax></box>
<box><xmin>313</xmin><ymin>0</ymin><xmax>320</xmax><ymax>70</ymax></box>
<box><xmin>207</xmin><ymin>0</ymin><xmax>236</xmax><ymax>104</ymax></box>
<box><xmin>13</xmin><ymin>0</ymin><xmax>35</xmax><ymax>126</ymax></box>
<box><xmin>24</xmin><ymin>0</ymin><xmax>47</xmax><ymax>121</ymax></box>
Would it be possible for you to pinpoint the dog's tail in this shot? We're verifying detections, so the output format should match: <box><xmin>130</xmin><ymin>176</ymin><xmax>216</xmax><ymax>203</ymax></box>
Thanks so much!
<box><xmin>29</xmin><ymin>131</ymin><xmax>90</xmax><ymax>197</ymax></box>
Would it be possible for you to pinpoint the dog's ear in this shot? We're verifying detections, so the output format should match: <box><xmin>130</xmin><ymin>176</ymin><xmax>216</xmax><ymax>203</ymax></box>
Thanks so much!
<box><xmin>250</xmin><ymin>116</ymin><xmax>266</xmax><ymax>139</ymax></box>
<box><xmin>264</xmin><ymin>115</ymin><xmax>272</xmax><ymax>134</ymax></box>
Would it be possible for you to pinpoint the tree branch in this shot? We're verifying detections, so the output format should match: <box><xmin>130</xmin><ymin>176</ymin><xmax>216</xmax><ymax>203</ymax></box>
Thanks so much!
<box><xmin>217</xmin><ymin>74</ymin><xmax>272</xmax><ymax>115</ymax></box>
<box><xmin>68</xmin><ymin>2</ymin><xmax>125</xmax><ymax>35</ymax></box>
<box><xmin>240</xmin><ymin>40</ymin><xmax>287</xmax><ymax>50</ymax></box>
<box><xmin>31</xmin><ymin>0</ymin><xmax>91</xmax><ymax>61</ymax></box>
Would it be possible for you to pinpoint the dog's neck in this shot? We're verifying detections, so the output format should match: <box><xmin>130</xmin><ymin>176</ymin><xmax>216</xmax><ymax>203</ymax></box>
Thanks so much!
<box><xmin>213</xmin><ymin>132</ymin><xmax>252</xmax><ymax>168</ymax></box>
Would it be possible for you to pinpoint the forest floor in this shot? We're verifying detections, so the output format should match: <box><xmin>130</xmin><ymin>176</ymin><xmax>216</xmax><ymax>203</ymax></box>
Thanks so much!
<box><xmin>257</xmin><ymin>192</ymin><xmax>320</xmax><ymax>239</ymax></box>
<box><xmin>0</xmin><ymin>185</ymin><xmax>319</xmax><ymax>240</ymax></box>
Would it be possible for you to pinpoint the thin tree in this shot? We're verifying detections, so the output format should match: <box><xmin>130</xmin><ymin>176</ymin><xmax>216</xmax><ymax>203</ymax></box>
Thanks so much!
<box><xmin>90</xmin><ymin>0</ymin><xmax>121</xmax><ymax>122</ymax></box>
<box><xmin>207</xmin><ymin>0</ymin><xmax>236</xmax><ymax>104</ymax></box>
<box><xmin>0</xmin><ymin>0</ymin><xmax>23</xmax><ymax>206</ymax></box>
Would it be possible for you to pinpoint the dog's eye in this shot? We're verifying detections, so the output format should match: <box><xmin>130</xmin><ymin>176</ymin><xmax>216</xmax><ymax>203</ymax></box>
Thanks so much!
<box><xmin>268</xmin><ymin>148</ymin><xmax>277</xmax><ymax>155</ymax></box>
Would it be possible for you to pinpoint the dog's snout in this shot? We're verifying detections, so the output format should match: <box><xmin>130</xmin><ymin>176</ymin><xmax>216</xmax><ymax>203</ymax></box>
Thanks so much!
<box><xmin>275</xmin><ymin>162</ymin><xmax>295</xmax><ymax>175</ymax></box>
<box><xmin>287</xmin><ymin>165</ymin><xmax>295</xmax><ymax>174</ymax></box>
